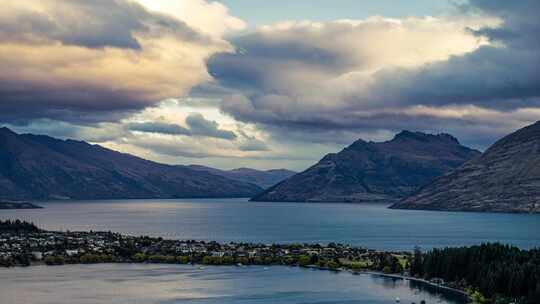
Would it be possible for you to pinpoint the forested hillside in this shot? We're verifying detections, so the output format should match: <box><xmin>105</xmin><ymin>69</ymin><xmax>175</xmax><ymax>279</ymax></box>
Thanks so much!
<box><xmin>411</xmin><ymin>243</ymin><xmax>540</xmax><ymax>303</ymax></box>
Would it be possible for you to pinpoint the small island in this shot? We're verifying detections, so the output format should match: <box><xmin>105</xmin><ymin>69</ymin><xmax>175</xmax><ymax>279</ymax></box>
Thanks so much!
<box><xmin>0</xmin><ymin>201</ymin><xmax>42</xmax><ymax>210</ymax></box>
<box><xmin>1</xmin><ymin>220</ymin><xmax>538</xmax><ymax>304</ymax></box>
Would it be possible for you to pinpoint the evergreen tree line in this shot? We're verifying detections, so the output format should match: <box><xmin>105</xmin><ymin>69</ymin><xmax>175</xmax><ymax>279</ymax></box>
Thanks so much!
<box><xmin>0</xmin><ymin>220</ymin><xmax>40</xmax><ymax>233</ymax></box>
<box><xmin>410</xmin><ymin>243</ymin><xmax>540</xmax><ymax>303</ymax></box>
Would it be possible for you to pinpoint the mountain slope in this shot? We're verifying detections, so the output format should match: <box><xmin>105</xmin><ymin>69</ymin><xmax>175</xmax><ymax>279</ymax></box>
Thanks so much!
<box><xmin>188</xmin><ymin>165</ymin><xmax>296</xmax><ymax>189</ymax></box>
<box><xmin>0</xmin><ymin>127</ymin><xmax>262</xmax><ymax>200</ymax></box>
<box><xmin>392</xmin><ymin>122</ymin><xmax>540</xmax><ymax>213</ymax></box>
<box><xmin>251</xmin><ymin>131</ymin><xmax>480</xmax><ymax>203</ymax></box>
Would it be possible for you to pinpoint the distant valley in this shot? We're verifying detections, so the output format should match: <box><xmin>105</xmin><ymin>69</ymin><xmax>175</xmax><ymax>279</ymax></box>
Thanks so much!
<box><xmin>188</xmin><ymin>165</ymin><xmax>296</xmax><ymax>189</ymax></box>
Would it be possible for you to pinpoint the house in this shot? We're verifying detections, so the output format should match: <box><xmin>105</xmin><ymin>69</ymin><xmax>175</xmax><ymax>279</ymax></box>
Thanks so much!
<box><xmin>66</xmin><ymin>249</ymin><xmax>79</xmax><ymax>256</ymax></box>
<box><xmin>31</xmin><ymin>251</ymin><xmax>43</xmax><ymax>260</ymax></box>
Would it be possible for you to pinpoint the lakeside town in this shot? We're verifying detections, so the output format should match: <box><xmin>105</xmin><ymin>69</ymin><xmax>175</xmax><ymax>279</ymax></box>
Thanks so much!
<box><xmin>0</xmin><ymin>220</ymin><xmax>409</xmax><ymax>272</ymax></box>
<box><xmin>2</xmin><ymin>220</ymin><xmax>538</xmax><ymax>303</ymax></box>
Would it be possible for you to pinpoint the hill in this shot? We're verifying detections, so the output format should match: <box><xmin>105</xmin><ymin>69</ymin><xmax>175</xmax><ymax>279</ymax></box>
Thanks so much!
<box><xmin>0</xmin><ymin>127</ymin><xmax>262</xmax><ymax>200</ymax></box>
<box><xmin>392</xmin><ymin>122</ymin><xmax>540</xmax><ymax>213</ymax></box>
<box><xmin>251</xmin><ymin>131</ymin><xmax>480</xmax><ymax>203</ymax></box>
<box><xmin>188</xmin><ymin>165</ymin><xmax>296</xmax><ymax>189</ymax></box>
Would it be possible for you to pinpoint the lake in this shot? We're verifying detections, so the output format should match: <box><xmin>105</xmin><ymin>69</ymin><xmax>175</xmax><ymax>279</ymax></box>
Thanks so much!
<box><xmin>0</xmin><ymin>264</ymin><xmax>467</xmax><ymax>304</ymax></box>
<box><xmin>1</xmin><ymin>198</ymin><xmax>539</xmax><ymax>251</ymax></box>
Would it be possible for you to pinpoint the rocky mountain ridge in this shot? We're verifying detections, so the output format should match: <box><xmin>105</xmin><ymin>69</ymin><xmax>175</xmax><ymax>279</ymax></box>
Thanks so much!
<box><xmin>251</xmin><ymin>131</ymin><xmax>480</xmax><ymax>203</ymax></box>
<box><xmin>392</xmin><ymin>121</ymin><xmax>540</xmax><ymax>213</ymax></box>
<box><xmin>0</xmin><ymin>127</ymin><xmax>262</xmax><ymax>200</ymax></box>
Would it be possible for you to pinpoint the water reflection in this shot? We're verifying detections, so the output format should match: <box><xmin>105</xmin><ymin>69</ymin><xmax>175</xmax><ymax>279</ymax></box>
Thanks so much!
<box><xmin>0</xmin><ymin>264</ymin><xmax>465</xmax><ymax>304</ymax></box>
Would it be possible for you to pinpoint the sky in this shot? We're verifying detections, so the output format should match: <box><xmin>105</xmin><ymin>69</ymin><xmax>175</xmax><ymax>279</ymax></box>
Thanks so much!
<box><xmin>220</xmin><ymin>0</ymin><xmax>454</xmax><ymax>25</ymax></box>
<box><xmin>1</xmin><ymin>0</ymin><xmax>539</xmax><ymax>171</ymax></box>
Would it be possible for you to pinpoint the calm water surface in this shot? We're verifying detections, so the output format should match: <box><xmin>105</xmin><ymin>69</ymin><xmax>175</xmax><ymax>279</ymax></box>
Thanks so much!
<box><xmin>1</xmin><ymin>198</ymin><xmax>539</xmax><ymax>251</ymax></box>
<box><xmin>0</xmin><ymin>264</ymin><xmax>466</xmax><ymax>304</ymax></box>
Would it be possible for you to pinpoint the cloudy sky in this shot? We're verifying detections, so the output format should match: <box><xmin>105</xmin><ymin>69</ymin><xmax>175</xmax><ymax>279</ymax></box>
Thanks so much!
<box><xmin>1</xmin><ymin>0</ymin><xmax>539</xmax><ymax>171</ymax></box>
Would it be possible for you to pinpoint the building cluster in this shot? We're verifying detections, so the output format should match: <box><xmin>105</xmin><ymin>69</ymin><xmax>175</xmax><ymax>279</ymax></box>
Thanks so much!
<box><xmin>0</xmin><ymin>228</ymin><xmax>408</xmax><ymax>271</ymax></box>
<box><xmin>1</xmin><ymin>231</ymin><xmax>117</xmax><ymax>264</ymax></box>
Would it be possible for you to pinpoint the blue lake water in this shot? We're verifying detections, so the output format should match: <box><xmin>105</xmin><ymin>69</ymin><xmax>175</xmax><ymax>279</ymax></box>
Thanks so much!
<box><xmin>0</xmin><ymin>264</ymin><xmax>466</xmax><ymax>304</ymax></box>
<box><xmin>1</xmin><ymin>198</ymin><xmax>539</xmax><ymax>251</ymax></box>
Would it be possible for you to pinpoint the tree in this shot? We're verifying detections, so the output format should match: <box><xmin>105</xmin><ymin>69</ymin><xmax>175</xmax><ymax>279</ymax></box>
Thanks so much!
<box><xmin>176</xmin><ymin>256</ymin><xmax>190</xmax><ymax>264</ymax></box>
<box><xmin>132</xmin><ymin>253</ymin><xmax>147</xmax><ymax>262</ymax></box>
<box><xmin>80</xmin><ymin>254</ymin><xmax>101</xmax><ymax>264</ymax></box>
<box><xmin>298</xmin><ymin>255</ymin><xmax>311</xmax><ymax>267</ymax></box>
<box><xmin>471</xmin><ymin>291</ymin><xmax>486</xmax><ymax>304</ymax></box>
<box><xmin>411</xmin><ymin>246</ymin><xmax>423</xmax><ymax>276</ymax></box>
<box><xmin>44</xmin><ymin>255</ymin><xmax>65</xmax><ymax>266</ymax></box>
<box><xmin>202</xmin><ymin>256</ymin><xmax>213</xmax><ymax>265</ymax></box>
<box><xmin>350</xmin><ymin>262</ymin><xmax>367</xmax><ymax>271</ymax></box>
<box><xmin>418</xmin><ymin>243</ymin><xmax>540</xmax><ymax>303</ymax></box>
<box><xmin>326</xmin><ymin>261</ymin><xmax>340</xmax><ymax>270</ymax></box>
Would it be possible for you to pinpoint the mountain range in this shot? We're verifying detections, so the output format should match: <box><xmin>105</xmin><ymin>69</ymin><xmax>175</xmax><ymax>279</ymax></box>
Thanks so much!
<box><xmin>5</xmin><ymin>122</ymin><xmax>540</xmax><ymax>213</ymax></box>
<box><xmin>188</xmin><ymin>165</ymin><xmax>296</xmax><ymax>189</ymax></box>
<box><xmin>251</xmin><ymin>131</ymin><xmax>480</xmax><ymax>203</ymax></box>
<box><xmin>392</xmin><ymin>121</ymin><xmax>540</xmax><ymax>213</ymax></box>
<box><xmin>0</xmin><ymin>127</ymin><xmax>264</xmax><ymax>200</ymax></box>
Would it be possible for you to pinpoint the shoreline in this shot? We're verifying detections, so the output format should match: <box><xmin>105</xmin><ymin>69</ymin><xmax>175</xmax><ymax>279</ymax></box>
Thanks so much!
<box><xmin>359</xmin><ymin>271</ymin><xmax>470</xmax><ymax>300</ymax></box>
<box><xmin>2</xmin><ymin>261</ymin><xmax>471</xmax><ymax>302</ymax></box>
<box><xmin>300</xmin><ymin>265</ymin><xmax>470</xmax><ymax>300</ymax></box>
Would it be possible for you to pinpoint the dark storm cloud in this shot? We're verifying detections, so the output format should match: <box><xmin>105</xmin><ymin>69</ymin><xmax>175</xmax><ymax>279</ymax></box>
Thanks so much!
<box><xmin>367</xmin><ymin>0</ymin><xmax>540</xmax><ymax>110</ymax></box>
<box><xmin>128</xmin><ymin>122</ymin><xmax>191</xmax><ymax>136</ymax></box>
<box><xmin>267</xmin><ymin>110</ymin><xmax>524</xmax><ymax>150</ymax></box>
<box><xmin>128</xmin><ymin>114</ymin><xmax>236</xmax><ymax>140</ymax></box>
<box><xmin>0</xmin><ymin>82</ymin><xmax>143</xmax><ymax>124</ymax></box>
<box><xmin>368</xmin><ymin>46</ymin><xmax>540</xmax><ymax>110</ymax></box>
<box><xmin>467</xmin><ymin>1</ymin><xmax>540</xmax><ymax>50</ymax></box>
<box><xmin>208</xmin><ymin>31</ymin><xmax>344</xmax><ymax>91</ymax></box>
<box><xmin>185</xmin><ymin>113</ymin><xmax>237</xmax><ymax>140</ymax></box>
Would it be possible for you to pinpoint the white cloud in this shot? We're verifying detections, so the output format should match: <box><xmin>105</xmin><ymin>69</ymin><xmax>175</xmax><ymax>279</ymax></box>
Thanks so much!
<box><xmin>0</xmin><ymin>0</ymin><xmax>241</xmax><ymax>123</ymax></box>
<box><xmin>207</xmin><ymin>6</ymin><xmax>540</xmax><ymax>151</ymax></box>
<box><xmin>210</xmin><ymin>14</ymin><xmax>500</xmax><ymax>121</ymax></box>
<box><xmin>135</xmin><ymin>0</ymin><xmax>246</xmax><ymax>38</ymax></box>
